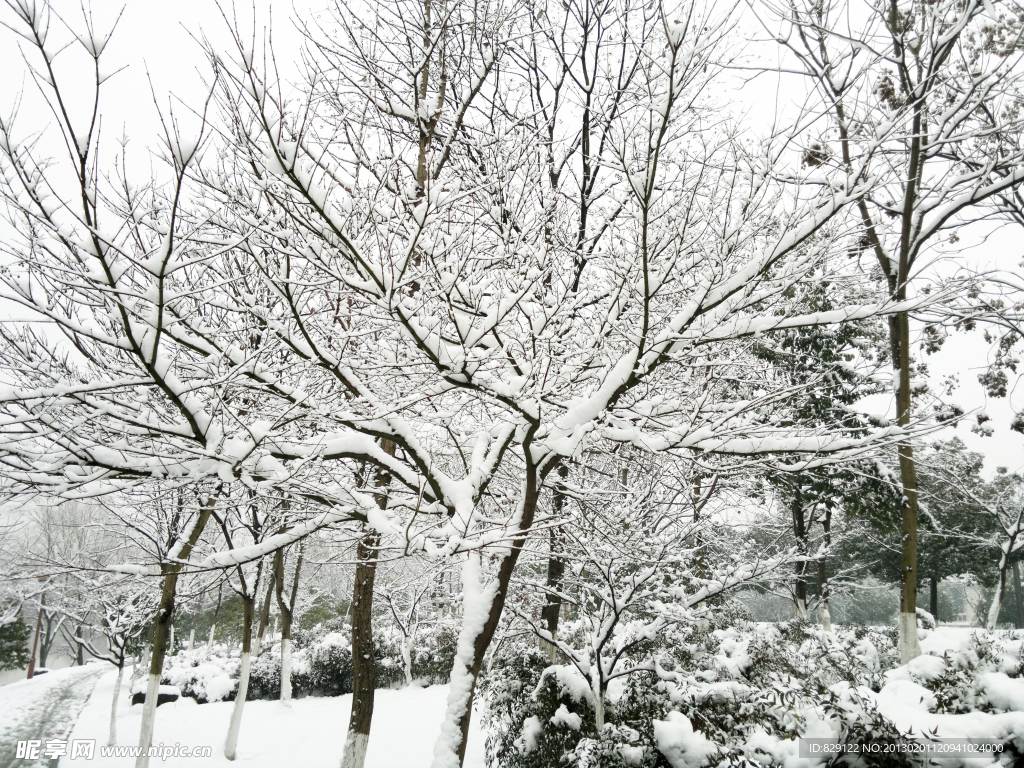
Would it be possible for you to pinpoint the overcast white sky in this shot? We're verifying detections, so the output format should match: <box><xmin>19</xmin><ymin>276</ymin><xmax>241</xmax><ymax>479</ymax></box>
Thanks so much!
<box><xmin>0</xmin><ymin>0</ymin><xmax>1022</xmax><ymax>476</ymax></box>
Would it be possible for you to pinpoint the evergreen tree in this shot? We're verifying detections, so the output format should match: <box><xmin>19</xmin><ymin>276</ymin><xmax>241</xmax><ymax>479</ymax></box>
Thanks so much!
<box><xmin>0</xmin><ymin>616</ymin><xmax>31</xmax><ymax>671</ymax></box>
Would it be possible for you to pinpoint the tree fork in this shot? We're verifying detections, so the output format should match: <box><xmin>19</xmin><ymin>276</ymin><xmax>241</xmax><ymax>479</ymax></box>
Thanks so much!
<box><xmin>443</xmin><ymin>463</ymin><xmax>544</xmax><ymax>768</ymax></box>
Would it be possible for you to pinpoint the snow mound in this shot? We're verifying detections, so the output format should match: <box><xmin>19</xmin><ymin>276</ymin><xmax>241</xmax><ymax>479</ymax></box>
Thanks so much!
<box><xmin>653</xmin><ymin>711</ymin><xmax>716</xmax><ymax>768</ymax></box>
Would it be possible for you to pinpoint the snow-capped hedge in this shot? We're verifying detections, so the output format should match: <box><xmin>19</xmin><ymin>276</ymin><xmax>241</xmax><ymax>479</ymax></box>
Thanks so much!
<box><xmin>162</xmin><ymin>620</ymin><xmax>458</xmax><ymax>703</ymax></box>
<box><xmin>479</xmin><ymin>616</ymin><xmax>1024</xmax><ymax>768</ymax></box>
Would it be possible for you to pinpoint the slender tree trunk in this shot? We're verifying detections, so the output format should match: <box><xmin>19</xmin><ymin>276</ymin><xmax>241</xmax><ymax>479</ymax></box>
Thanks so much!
<box><xmin>135</xmin><ymin>621</ymin><xmax>154</xmax><ymax>684</ymax></box>
<box><xmin>1013</xmin><ymin>560</ymin><xmax>1024</xmax><ymax>629</ymax></box>
<box><xmin>279</xmin><ymin>624</ymin><xmax>293</xmax><ymax>701</ymax></box>
<box><xmin>693</xmin><ymin>474</ymin><xmax>707</xmax><ymax>582</ymax></box>
<box><xmin>987</xmin><ymin>533</ymin><xmax>1018</xmax><ymax>631</ymax></box>
<box><xmin>432</xmin><ymin>463</ymin><xmax>543</xmax><ymax>768</ymax></box>
<box><xmin>792</xmin><ymin>489</ymin><xmax>809</xmax><ymax>621</ymax></box>
<box><xmin>137</xmin><ymin>496</ymin><xmax>216</xmax><ymax>768</ymax></box>
<box><xmin>892</xmin><ymin>309</ymin><xmax>922</xmax><ymax>663</ymax></box>
<box><xmin>591</xmin><ymin>674</ymin><xmax>605</xmax><ymax>731</ymax></box>
<box><xmin>930</xmin><ymin>576</ymin><xmax>938</xmax><ymax>623</ymax></box>
<box><xmin>253</xmin><ymin>573</ymin><xmax>276</xmax><ymax>658</ymax></box>
<box><xmin>39</xmin><ymin>613</ymin><xmax>52</xmax><ymax>668</ymax></box>
<box><xmin>341</xmin><ymin>526</ymin><xmax>381</xmax><ymax>768</ymax></box>
<box><xmin>818</xmin><ymin>507</ymin><xmax>832</xmax><ymax>632</ymax></box>
<box><xmin>274</xmin><ymin>542</ymin><xmax>303</xmax><ymax>703</ymax></box>
<box><xmin>109</xmin><ymin>663</ymin><xmax>124</xmax><ymax>747</ymax></box>
<box><xmin>187</xmin><ymin>628</ymin><xmax>195</xmax><ymax>652</ymax></box>
<box><xmin>341</xmin><ymin>440</ymin><xmax>395</xmax><ymax>768</ymax></box>
<box><xmin>76</xmin><ymin>623</ymin><xmax>86</xmax><ymax>665</ymax></box>
<box><xmin>137</xmin><ymin>577</ymin><xmax>180</xmax><ymax>768</ymax></box>
<box><xmin>27</xmin><ymin>595</ymin><xmax>44</xmax><ymax>679</ymax></box>
<box><xmin>225</xmin><ymin>593</ymin><xmax>255</xmax><ymax>760</ymax></box>
<box><xmin>402</xmin><ymin>629</ymin><xmax>414</xmax><ymax>687</ymax></box>
<box><xmin>540</xmin><ymin>466</ymin><xmax>568</xmax><ymax>661</ymax></box>
<box><xmin>988</xmin><ymin>556</ymin><xmax>1009</xmax><ymax>630</ymax></box>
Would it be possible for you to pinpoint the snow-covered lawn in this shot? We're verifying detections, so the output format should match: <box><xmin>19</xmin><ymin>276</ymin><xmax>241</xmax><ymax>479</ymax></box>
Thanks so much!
<box><xmin>58</xmin><ymin>667</ymin><xmax>487</xmax><ymax>767</ymax></box>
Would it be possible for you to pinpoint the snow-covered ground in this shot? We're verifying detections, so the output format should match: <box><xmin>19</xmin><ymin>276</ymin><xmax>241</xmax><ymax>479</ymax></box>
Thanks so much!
<box><xmin>63</xmin><ymin>667</ymin><xmax>486</xmax><ymax>767</ymax></box>
<box><xmin>5</xmin><ymin>625</ymin><xmax>1024</xmax><ymax>768</ymax></box>
<box><xmin>0</xmin><ymin>663</ymin><xmax>106</xmax><ymax>767</ymax></box>
<box><xmin>1</xmin><ymin>664</ymin><xmax>487</xmax><ymax>768</ymax></box>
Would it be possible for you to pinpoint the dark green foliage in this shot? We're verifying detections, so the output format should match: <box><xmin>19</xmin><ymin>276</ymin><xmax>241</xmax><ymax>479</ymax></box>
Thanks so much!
<box><xmin>819</xmin><ymin>687</ymin><xmax>917</xmax><ymax>768</ymax></box>
<box><xmin>0</xmin><ymin>616</ymin><xmax>31</xmax><ymax>671</ymax></box>
<box><xmin>480</xmin><ymin>647</ymin><xmax>598</xmax><ymax>768</ymax></box>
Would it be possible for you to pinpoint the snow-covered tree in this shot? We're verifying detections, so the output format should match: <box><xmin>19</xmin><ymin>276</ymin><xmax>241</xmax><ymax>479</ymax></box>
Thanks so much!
<box><xmin>761</xmin><ymin>0</ymin><xmax>1024</xmax><ymax>662</ymax></box>
<box><xmin>58</xmin><ymin>577</ymin><xmax>156</xmax><ymax>745</ymax></box>
<box><xmin>0</xmin><ymin>0</ymin><xmax>973</xmax><ymax>765</ymax></box>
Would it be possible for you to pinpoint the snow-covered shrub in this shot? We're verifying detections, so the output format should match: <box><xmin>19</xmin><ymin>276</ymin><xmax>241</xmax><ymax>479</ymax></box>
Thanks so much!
<box><xmin>480</xmin><ymin>622</ymin><xmax>1024</xmax><ymax>768</ymax></box>
<box><xmin>205</xmin><ymin>619</ymin><xmax>454</xmax><ymax>702</ymax></box>
<box><xmin>247</xmin><ymin>652</ymin><xmax>281</xmax><ymax>700</ymax></box>
<box><xmin>304</xmin><ymin>631</ymin><xmax>354</xmax><ymax>696</ymax></box>
<box><xmin>480</xmin><ymin>647</ymin><xmax>597</xmax><ymax>768</ymax></box>
<box><xmin>291</xmin><ymin>616</ymin><xmax>348</xmax><ymax>650</ymax></box>
<box><xmin>160</xmin><ymin>647</ymin><xmax>239</xmax><ymax>703</ymax></box>
<box><xmin>411</xmin><ymin>623</ymin><xmax>458</xmax><ymax>685</ymax></box>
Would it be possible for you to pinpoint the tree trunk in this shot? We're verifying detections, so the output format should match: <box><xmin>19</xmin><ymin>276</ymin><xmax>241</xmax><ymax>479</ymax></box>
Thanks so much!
<box><xmin>341</xmin><ymin>526</ymin><xmax>380</xmax><ymax>768</ymax></box>
<box><xmin>341</xmin><ymin>440</ymin><xmax>395</xmax><ymax>768</ymax></box>
<box><xmin>988</xmin><ymin>558</ymin><xmax>1009</xmax><ymax>630</ymax></box>
<box><xmin>1013</xmin><ymin>560</ymin><xmax>1024</xmax><ymax>629</ymax></box>
<box><xmin>818</xmin><ymin>506</ymin><xmax>832</xmax><ymax>632</ymax></box>
<box><xmin>187</xmin><ymin>628</ymin><xmax>195</xmax><ymax>652</ymax></box>
<box><xmin>930</xmin><ymin>576</ymin><xmax>938</xmax><ymax>623</ymax></box>
<box><xmin>402</xmin><ymin>630</ymin><xmax>414</xmax><ymax>687</ymax></box>
<box><xmin>540</xmin><ymin>466</ymin><xmax>568</xmax><ymax>661</ymax></box>
<box><xmin>109</xmin><ymin>663</ymin><xmax>124</xmax><ymax>747</ymax></box>
<box><xmin>136</xmin><ymin>622</ymin><xmax>153</xmax><ymax>684</ymax></box>
<box><xmin>693</xmin><ymin>474</ymin><xmax>708</xmax><ymax>582</ymax></box>
<box><xmin>792</xmin><ymin>489</ymin><xmax>809</xmax><ymax>621</ymax></box>
<box><xmin>253</xmin><ymin>573</ymin><xmax>276</xmax><ymax>658</ymax></box>
<box><xmin>987</xmin><ymin>534</ymin><xmax>1018</xmax><ymax>631</ymax></box>
<box><xmin>39</xmin><ymin>612</ymin><xmax>53</xmax><ymax>667</ymax></box>
<box><xmin>432</xmin><ymin>464</ymin><xmax>543</xmax><ymax>768</ymax></box>
<box><xmin>891</xmin><ymin>310</ymin><xmax>922</xmax><ymax>663</ymax></box>
<box><xmin>27</xmin><ymin>596</ymin><xmax>44</xmax><ymax>679</ymax></box>
<box><xmin>224</xmin><ymin>593</ymin><xmax>255</xmax><ymax>760</ymax></box>
<box><xmin>274</xmin><ymin>542</ymin><xmax>304</xmax><ymax>703</ymax></box>
<box><xmin>136</xmin><ymin>497</ymin><xmax>216</xmax><ymax>768</ymax></box>
<box><xmin>76</xmin><ymin>623</ymin><xmax>86</xmax><ymax>665</ymax></box>
<box><xmin>591</xmin><ymin>676</ymin><xmax>605</xmax><ymax>732</ymax></box>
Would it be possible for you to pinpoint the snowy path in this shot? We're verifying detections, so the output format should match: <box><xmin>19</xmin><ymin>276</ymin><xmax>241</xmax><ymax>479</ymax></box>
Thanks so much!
<box><xmin>0</xmin><ymin>666</ymin><xmax>105</xmax><ymax>768</ymax></box>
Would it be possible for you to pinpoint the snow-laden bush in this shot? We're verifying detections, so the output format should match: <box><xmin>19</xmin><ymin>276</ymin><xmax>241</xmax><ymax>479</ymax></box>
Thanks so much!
<box><xmin>305</xmin><ymin>631</ymin><xmax>354</xmax><ymax>695</ymax></box>
<box><xmin>160</xmin><ymin>646</ymin><xmax>239</xmax><ymax>703</ymax></box>
<box><xmin>480</xmin><ymin>618</ymin><xmax>1024</xmax><ymax>768</ymax></box>
<box><xmin>246</xmin><ymin>630</ymin><xmax>353</xmax><ymax>699</ymax></box>
<box><xmin>191</xmin><ymin>619</ymin><xmax>460</xmax><ymax>702</ymax></box>
<box><xmin>247</xmin><ymin>651</ymin><xmax>281</xmax><ymax>701</ymax></box>
<box><xmin>375</xmin><ymin>622</ymin><xmax>459</xmax><ymax>687</ymax></box>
